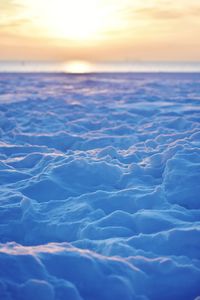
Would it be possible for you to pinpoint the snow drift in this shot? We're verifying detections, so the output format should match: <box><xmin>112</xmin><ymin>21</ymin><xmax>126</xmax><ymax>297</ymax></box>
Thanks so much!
<box><xmin>0</xmin><ymin>73</ymin><xmax>200</xmax><ymax>300</ymax></box>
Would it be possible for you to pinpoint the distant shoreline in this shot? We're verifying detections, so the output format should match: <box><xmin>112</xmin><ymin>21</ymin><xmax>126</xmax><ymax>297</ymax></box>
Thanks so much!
<box><xmin>1</xmin><ymin>61</ymin><xmax>200</xmax><ymax>73</ymax></box>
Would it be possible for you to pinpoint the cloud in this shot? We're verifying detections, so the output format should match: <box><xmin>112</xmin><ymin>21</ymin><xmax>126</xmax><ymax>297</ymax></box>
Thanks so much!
<box><xmin>112</xmin><ymin>0</ymin><xmax>200</xmax><ymax>22</ymax></box>
<box><xmin>0</xmin><ymin>0</ymin><xmax>31</xmax><ymax>37</ymax></box>
<box><xmin>0</xmin><ymin>0</ymin><xmax>24</xmax><ymax>15</ymax></box>
<box><xmin>133</xmin><ymin>4</ymin><xmax>200</xmax><ymax>21</ymax></box>
<box><xmin>135</xmin><ymin>8</ymin><xmax>184</xmax><ymax>20</ymax></box>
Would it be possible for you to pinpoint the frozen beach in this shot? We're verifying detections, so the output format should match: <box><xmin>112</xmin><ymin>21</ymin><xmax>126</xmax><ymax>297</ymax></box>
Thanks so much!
<box><xmin>0</xmin><ymin>72</ymin><xmax>200</xmax><ymax>300</ymax></box>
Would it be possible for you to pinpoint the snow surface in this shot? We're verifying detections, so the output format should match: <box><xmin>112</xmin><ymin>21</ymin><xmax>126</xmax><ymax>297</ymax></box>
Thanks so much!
<box><xmin>0</xmin><ymin>72</ymin><xmax>200</xmax><ymax>300</ymax></box>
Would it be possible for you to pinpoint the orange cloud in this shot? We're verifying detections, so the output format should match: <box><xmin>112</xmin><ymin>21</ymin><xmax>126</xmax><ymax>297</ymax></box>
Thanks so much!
<box><xmin>133</xmin><ymin>5</ymin><xmax>200</xmax><ymax>20</ymax></box>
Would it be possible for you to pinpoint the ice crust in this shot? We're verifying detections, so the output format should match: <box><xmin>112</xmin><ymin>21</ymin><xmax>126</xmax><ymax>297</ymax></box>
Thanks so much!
<box><xmin>0</xmin><ymin>73</ymin><xmax>200</xmax><ymax>300</ymax></box>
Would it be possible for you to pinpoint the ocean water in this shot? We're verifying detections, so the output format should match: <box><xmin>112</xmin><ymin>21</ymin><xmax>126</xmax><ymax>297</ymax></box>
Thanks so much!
<box><xmin>0</xmin><ymin>72</ymin><xmax>200</xmax><ymax>300</ymax></box>
<box><xmin>0</xmin><ymin>60</ymin><xmax>200</xmax><ymax>73</ymax></box>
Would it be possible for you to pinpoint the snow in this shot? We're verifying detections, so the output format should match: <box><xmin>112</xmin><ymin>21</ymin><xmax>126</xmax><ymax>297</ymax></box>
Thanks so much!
<box><xmin>0</xmin><ymin>72</ymin><xmax>200</xmax><ymax>300</ymax></box>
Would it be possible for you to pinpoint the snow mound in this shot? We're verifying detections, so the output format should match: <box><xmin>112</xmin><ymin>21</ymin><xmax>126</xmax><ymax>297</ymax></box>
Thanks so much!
<box><xmin>0</xmin><ymin>73</ymin><xmax>200</xmax><ymax>300</ymax></box>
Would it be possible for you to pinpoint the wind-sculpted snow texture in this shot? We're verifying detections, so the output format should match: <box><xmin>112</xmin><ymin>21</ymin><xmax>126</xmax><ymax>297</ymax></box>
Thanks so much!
<box><xmin>0</xmin><ymin>73</ymin><xmax>200</xmax><ymax>300</ymax></box>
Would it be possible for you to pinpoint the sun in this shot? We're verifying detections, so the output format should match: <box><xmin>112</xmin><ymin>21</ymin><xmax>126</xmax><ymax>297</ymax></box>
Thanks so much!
<box><xmin>63</xmin><ymin>60</ymin><xmax>93</xmax><ymax>73</ymax></box>
<box><xmin>25</xmin><ymin>0</ymin><xmax>122</xmax><ymax>42</ymax></box>
<box><xmin>47</xmin><ymin>0</ymin><xmax>106</xmax><ymax>40</ymax></box>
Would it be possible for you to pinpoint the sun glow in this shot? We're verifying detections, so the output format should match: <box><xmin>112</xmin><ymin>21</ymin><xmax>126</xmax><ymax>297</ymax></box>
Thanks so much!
<box><xmin>63</xmin><ymin>60</ymin><xmax>93</xmax><ymax>73</ymax></box>
<box><xmin>24</xmin><ymin>0</ymin><xmax>123</xmax><ymax>41</ymax></box>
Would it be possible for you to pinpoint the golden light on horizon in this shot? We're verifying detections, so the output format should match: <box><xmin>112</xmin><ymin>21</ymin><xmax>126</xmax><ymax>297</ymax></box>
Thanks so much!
<box><xmin>63</xmin><ymin>60</ymin><xmax>93</xmax><ymax>73</ymax></box>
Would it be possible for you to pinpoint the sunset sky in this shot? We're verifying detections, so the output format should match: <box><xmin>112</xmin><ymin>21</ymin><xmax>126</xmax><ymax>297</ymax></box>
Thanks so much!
<box><xmin>1</xmin><ymin>0</ymin><xmax>200</xmax><ymax>61</ymax></box>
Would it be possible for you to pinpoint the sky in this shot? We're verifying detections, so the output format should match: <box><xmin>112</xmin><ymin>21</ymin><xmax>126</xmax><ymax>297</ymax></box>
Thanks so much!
<box><xmin>0</xmin><ymin>0</ymin><xmax>200</xmax><ymax>61</ymax></box>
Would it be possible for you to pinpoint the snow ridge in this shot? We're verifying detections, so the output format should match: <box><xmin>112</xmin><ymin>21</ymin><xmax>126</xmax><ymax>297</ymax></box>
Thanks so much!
<box><xmin>0</xmin><ymin>73</ymin><xmax>200</xmax><ymax>300</ymax></box>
